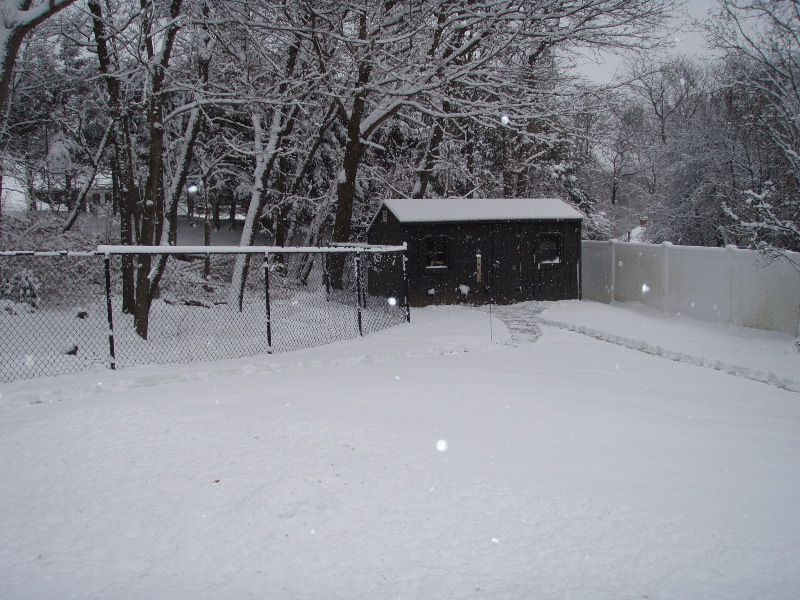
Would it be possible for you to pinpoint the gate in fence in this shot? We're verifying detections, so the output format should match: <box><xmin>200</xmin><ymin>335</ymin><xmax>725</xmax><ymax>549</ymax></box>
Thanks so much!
<box><xmin>0</xmin><ymin>245</ymin><xmax>409</xmax><ymax>383</ymax></box>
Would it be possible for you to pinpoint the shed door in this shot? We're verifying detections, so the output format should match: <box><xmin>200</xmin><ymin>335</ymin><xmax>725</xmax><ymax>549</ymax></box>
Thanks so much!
<box><xmin>471</xmin><ymin>231</ymin><xmax>511</xmax><ymax>305</ymax></box>
<box><xmin>492</xmin><ymin>227</ymin><xmax>530</xmax><ymax>303</ymax></box>
<box><xmin>471</xmin><ymin>234</ymin><xmax>494</xmax><ymax>305</ymax></box>
<box><xmin>535</xmin><ymin>231</ymin><xmax>569</xmax><ymax>300</ymax></box>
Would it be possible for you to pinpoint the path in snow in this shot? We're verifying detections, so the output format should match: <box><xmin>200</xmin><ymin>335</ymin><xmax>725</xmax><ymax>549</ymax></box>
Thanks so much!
<box><xmin>490</xmin><ymin>300</ymin><xmax>800</xmax><ymax>394</ymax></box>
<box><xmin>539</xmin><ymin>316</ymin><xmax>800</xmax><ymax>393</ymax></box>
<box><xmin>487</xmin><ymin>302</ymin><xmax>547</xmax><ymax>346</ymax></box>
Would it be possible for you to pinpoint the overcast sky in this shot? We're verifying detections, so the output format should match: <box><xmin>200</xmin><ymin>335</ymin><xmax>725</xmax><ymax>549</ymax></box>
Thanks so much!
<box><xmin>577</xmin><ymin>0</ymin><xmax>720</xmax><ymax>84</ymax></box>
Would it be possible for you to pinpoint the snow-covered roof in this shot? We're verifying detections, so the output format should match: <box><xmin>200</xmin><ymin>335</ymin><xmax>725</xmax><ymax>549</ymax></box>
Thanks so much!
<box><xmin>380</xmin><ymin>197</ymin><xmax>584</xmax><ymax>223</ymax></box>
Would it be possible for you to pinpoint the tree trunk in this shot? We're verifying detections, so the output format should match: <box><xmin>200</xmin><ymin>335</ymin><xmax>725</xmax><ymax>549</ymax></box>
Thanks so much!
<box><xmin>229</xmin><ymin>36</ymin><xmax>302</xmax><ymax>307</ymax></box>
<box><xmin>165</xmin><ymin>108</ymin><xmax>201</xmax><ymax>246</ymax></box>
<box><xmin>228</xmin><ymin>196</ymin><xmax>237</xmax><ymax>229</ymax></box>
<box><xmin>62</xmin><ymin>119</ymin><xmax>113</xmax><ymax>232</ymax></box>
<box><xmin>88</xmin><ymin>0</ymin><xmax>140</xmax><ymax>313</ymax></box>
<box><xmin>133</xmin><ymin>0</ymin><xmax>184</xmax><ymax>339</ymax></box>
<box><xmin>464</xmin><ymin>125</ymin><xmax>476</xmax><ymax>198</ymax></box>
<box><xmin>0</xmin><ymin>173</ymin><xmax>4</xmax><ymax>239</ymax></box>
<box><xmin>229</xmin><ymin>111</ymin><xmax>269</xmax><ymax>310</ymax></box>
<box><xmin>296</xmin><ymin>197</ymin><xmax>332</xmax><ymax>286</ymax></box>
<box><xmin>0</xmin><ymin>0</ymin><xmax>78</xmax><ymax>118</ymax></box>
<box><xmin>328</xmin><ymin>124</ymin><xmax>365</xmax><ymax>290</ymax></box>
<box><xmin>413</xmin><ymin>119</ymin><xmax>445</xmax><ymax>199</ymax></box>
<box><xmin>500</xmin><ymin>126</ymin><xmax>512</xmax><ymax>197</ymax></box>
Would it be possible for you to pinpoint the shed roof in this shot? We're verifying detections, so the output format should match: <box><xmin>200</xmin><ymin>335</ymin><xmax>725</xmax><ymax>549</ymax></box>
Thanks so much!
<box><xmin>380</xmin><ymin>197</ymin><xmax>584</xmax><ymax>223</ymax></box>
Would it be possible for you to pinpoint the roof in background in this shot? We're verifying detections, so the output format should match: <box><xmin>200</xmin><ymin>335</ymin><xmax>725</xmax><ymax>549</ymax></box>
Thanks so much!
<box><xmin>379</xmin><ymin>197</ymin><xmax>584</xmax><ymax>223</ymax></box>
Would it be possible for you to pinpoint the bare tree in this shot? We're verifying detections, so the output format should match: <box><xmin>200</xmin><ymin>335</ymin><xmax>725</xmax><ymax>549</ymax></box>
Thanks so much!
<box><xmin>0</xmin><ymin>0</ymin><xmax>77</xmax><ymax>116</ymax></box>
<box><xmin>709</xmin><ymin>0</ymin><xmax>800</xmax><ymax>255</ymax></box>
<box><xmin>0</xmin><ymin>0</ymin><xmax>78</xmax><ymax>236</ymax></box>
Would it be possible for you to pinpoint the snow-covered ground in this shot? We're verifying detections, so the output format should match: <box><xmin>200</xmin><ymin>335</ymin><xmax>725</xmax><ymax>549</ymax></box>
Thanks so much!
<box><xmin>1</xmin><ymin>300</ymin><xmax>799</xmax><ymax>599</ymax></box>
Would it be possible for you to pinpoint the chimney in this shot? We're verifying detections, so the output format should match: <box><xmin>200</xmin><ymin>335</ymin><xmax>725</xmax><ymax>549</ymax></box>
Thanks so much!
<box><xmin>639</xmin><ymin>216</ymin><xmax>649</xmax><ymax>227</ymax></box>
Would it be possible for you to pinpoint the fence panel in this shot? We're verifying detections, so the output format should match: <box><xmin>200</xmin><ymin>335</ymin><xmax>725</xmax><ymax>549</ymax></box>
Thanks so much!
<box><xmin>612</xmin><ymin>242</ymin><xmax>665</xmax><ymax>308</ymax></box>
<box><xmin>267</xmin><ymin>252</ymin><xmax>357</xmax><ymax>352</ymax></box>
<box><xmin>580</xmin><ymin>241</ymin><xmax>613</xmax><ymax>303</ymax></box>
<box><xmin>667</xmin><ymin>245</ymin><xmax>734</xmax><ymax>322</ymax></box>
<box><xmin>105</xmin><ymin>252</ymin><xmax>270</xmax><ymax>368</ymax></box>
<box><xmin>1</xmin><ymin>246</ymin><xmax>409</xmax><ymax>382</ymax></box>
<box><xmin>0</xmin><ymin>252</ymin><xmax>111</xmax><ymax>382</ymax></box>
<box><xmin>266</xmin><ymin>250</ymin><xmax>408</xmax><ymax>352</ymax></box>
<box><xmin>731</xmin><ymin>249</ymin><xmax>800</xmax><ymax>332</ymax></box>
<box><xmin>582</xmin><ymin>241</ymin><xmax>800</xmax><ymax>336</ymax></box>
<box><xmin>361</xmin><ymin>251</ymin><xmax>409</xmax><ymax>335</ymax></box>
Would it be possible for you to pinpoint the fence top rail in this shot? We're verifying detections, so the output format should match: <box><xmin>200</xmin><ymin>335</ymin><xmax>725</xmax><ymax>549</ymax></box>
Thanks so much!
<box><xmin>0</xmin><ymin>244</ymin><xmax>407</xmax><ymax>257</ymax></box>
<box><xmin>96</xmin><ymin>244</ymin><xmax>407</xmax><ymax>255</ymax></box>
<box><xmin>0</xmin><ymin>250</ymin><xmax>100</xmax><ymax>257</ymax></box>
<box><xmin>581</xmin><ymin>239</ymin><xmax>800</xmax><ymax>263</ymax></box>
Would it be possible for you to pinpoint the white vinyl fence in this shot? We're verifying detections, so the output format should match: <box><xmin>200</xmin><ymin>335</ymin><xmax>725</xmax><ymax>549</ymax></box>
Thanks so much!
<box><xmin>582</xmin><ymin>240</ymin><xmax>800</xmax><ymax>337</ymax></box>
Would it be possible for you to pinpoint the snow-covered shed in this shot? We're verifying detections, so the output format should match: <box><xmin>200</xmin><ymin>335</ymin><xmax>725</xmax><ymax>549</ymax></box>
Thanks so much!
<box><xmin>367</xmin><ymin>197</ymin><xmax>583</xmax><ymax>307</ymax></box>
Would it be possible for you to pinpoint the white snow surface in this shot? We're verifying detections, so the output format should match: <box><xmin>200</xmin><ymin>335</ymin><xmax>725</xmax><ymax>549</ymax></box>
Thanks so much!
<box><xmin>1</xmin><ymin>300</ymin><xmax>799</xmax><ymax>599</ymax></box>
<box><xmin>381</xmin><ymin>197</ymin><xmax>584</xmax><ymax>222</ymax></box>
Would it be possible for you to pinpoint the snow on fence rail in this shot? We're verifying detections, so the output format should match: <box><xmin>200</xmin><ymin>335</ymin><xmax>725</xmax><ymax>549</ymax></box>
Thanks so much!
<box><xmin>582</xmin><ymin>240</ymin><xmax>800</xmax><ymax>336</ymax></box>
<box><xmin>0</xmin><ymin>245</ymin><xmax>410</xmax><ymax>383</ymax></box>
<box><xmin>94</xmin><ymin>244</ymin><xmax>408</xmax><ymax>254</ymax></box>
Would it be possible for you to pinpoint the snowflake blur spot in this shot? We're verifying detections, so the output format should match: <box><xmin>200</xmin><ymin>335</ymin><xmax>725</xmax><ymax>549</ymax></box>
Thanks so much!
<box><xmin>641</xmin><ymin>284</ymin><xmax>650</xmax><ymax>294</ymax></box>
<box><xmin>436</xmin><ymin>439</ymin><xmax>448</xmax><ymax>452</ymax></box>
<box><xmin>491</xmin><ymin>538</ymin><xmax>500</xmax><ymax>544</ymax></box>
<box><xmin>387</xmin><ymin>296</ymin><xmax>398</xmax><ymax>307</ymax></box>
<box><xmin>501</xmin><ymin>114</ymin><xmax>510</xmax><ymax>125</ymax></box>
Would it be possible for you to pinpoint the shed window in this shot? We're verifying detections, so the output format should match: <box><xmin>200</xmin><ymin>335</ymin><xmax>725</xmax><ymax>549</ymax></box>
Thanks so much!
<box><xmin>425</xmin><ymin>236</ymin><xmax>449</xmax><ymax>269</ymax></box>
<box><xmin>538</xmin><ymin>233</ymin><xmax>561</xmax><ymax>264</ymax></box>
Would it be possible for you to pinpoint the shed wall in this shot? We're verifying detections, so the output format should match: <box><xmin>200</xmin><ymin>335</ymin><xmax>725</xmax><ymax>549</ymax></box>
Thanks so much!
<box><xmin>369</xmin><ymin>216</ymin><xmax>581</xmax><ymax>306</ymax></box>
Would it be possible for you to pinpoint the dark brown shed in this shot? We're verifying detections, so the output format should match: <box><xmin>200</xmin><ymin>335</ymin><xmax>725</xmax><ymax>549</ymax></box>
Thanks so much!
<box><xmin>366</xmin><ymin>197</ymin><xmax>583</xmax><ymax>307</ymax></box>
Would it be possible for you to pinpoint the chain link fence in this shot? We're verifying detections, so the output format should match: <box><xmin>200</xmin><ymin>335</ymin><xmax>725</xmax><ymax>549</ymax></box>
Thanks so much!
<box><xmin>1</xmin><ymin>246</ymin><xmax>409</xmax><ymax>382</ymax></box>
<box><xmin>1</xmin><ymin>251</ymin><xmax>112</xmax><ymax>381</ymax></box>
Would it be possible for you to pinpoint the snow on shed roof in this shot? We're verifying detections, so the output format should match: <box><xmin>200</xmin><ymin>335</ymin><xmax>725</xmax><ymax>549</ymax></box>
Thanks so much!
<box><xmin>380</xmin><ymin>197</ymin><xmax>584</xmax><ymax>223</ymax></box>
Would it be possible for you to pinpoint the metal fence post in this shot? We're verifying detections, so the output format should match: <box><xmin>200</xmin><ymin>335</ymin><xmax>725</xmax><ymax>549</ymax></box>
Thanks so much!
<box><xmin>401</xmin><ymin>248</ymin><xmax>411</xmax><ymax>323</ymax></box>
<box><xmin>361</xmin><ymin>254</ymin><xmax>368</xmax><ymax>309</ymax></box>
<box><xmin>323</xmin><ymin>253</ymin><xmax>331</xmax><ymax>301</ymax></box>
<box><xmin>355</xmin><ymin>251</ymin><xmax>364</xmax><ymax>336</ymax></box>
<box><xmin>264</xmin><ymin>253</ymin><xmax>273</xmax><ymax>353</ymax></box>
<box><xmin>103</xmin><ymin>253</ymin><xmax>117</xmax><ymax>370</ymax></box>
